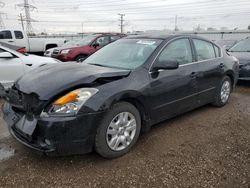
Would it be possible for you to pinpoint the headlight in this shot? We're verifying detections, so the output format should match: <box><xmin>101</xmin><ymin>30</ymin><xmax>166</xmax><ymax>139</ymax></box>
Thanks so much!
<box><xmin>47</xmin><ymin>88</ymin><xmax>98</xmax><ymax>114</ymax></box>
<box><xmin>60</xmin><ymin>49</ymin><xmax>71</xmax><ymax>54</ymax></box>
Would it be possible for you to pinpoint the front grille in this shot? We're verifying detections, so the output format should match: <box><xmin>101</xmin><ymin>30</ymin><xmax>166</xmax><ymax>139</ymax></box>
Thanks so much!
<box><xmin>7</xmin><ymin>87</ymin><xmax>41</xmax><ymax>116</ymax></box>
<box><xmin>52</xmin><ymin>49</ymin><xmax>59</xmax><ymax>55</ymax></box>
<box><xmin>7</xmin><ymin>88</ymin><xmax>23</xmax><ymax>107</ymax></box>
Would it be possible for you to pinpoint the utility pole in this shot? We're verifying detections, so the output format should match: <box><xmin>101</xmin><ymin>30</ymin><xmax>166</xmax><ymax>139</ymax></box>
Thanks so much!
<box><xmin>18</xmin><ymin>13</ymin><xmax>25</xmax><ymax>31</ymax></box>
<box><xmin>118</xmin><ymin>13</ymin><xmax>125</xmax><ymax>33</ymax></box>
<box><xmin>81</xmin><ymin>22</ymin><xmax>84</xmax><ymax>38</ymax></box>
<box><xmin>0</xmin><ymin>1</ymin><xmax>5</xmax><ymax>29</ymax></box>
<box><xmin>174</xmin><ymin>15</ymin><xmax>178</xmax><ymax>32</ymax></box>
<box><xmin>16</xmin><ymin>0</ymin><xmax>37</xmax><ymax>35</ymax></box>
<box><xmin>0</xmin><ymin>13</ymin><xmax>6</xmax><ymax>29</ymax></box>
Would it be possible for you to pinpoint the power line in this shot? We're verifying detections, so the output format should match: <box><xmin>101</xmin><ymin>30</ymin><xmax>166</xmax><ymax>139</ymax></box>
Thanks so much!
<box><xmin>42</xmin><ymin>0</ymin><xmax>170</xmax><ymax>9</ymax></box>
<box><xmin>35</xmin><ymin>0</ymin><xmax>250</xmax><ymax>14</ymax></box>
<box><xmin>6</xmin><ymin>11</ymin><xmax>250</xmax><ymax>24</ymax></box>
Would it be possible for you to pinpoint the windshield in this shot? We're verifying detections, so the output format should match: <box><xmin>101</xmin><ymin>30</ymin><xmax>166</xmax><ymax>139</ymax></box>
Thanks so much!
<box><xmin>63</xmin><ymin>35</ymin><xmax>97</xmax><ymax>47</ymax></box>
<box><xmin>229</xmin><ymin>39</ymin><xmax>250</xmax><ymax>52</ymax></box>
<box><xmin>85</xmin><ymin>38</ymin><xmax>162</xmax><ymax>70</ymax></box>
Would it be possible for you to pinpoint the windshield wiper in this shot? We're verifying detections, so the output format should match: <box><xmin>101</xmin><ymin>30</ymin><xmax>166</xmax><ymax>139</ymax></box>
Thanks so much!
<box><xmin>229</xmin><ymin>50</ymin><xmax>250</xmax><ymax>52</ymax></box>
<box><xmin>89</xmin><ymin>63</ymin><xmax>107</xmax><ymax>67</ymax></box>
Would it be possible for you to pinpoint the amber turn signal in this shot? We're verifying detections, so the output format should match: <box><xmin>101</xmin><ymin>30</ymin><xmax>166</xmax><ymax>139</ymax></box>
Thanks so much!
<box><xmin>53</xmin><ymin>90</ymin><xmax>80</xmax><ymax>105</ymax></box>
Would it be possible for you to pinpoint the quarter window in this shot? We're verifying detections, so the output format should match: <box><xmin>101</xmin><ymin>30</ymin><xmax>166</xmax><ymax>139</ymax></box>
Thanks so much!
<box><xmin>193</xmin><ymin>39</ymin><xmax>216</xmax><ymax>61</ymax></box>
<box><xmin>158</xmin><ymin>38</ymin><xmax>193</xmax><ymax>65</ymax></box>
<box><xmin>110</xmin><ymin>36</ymin><xmax>121</xmax><ymax>42</ymax></box>
<box><xmin>14</xmin><ymin>31</ymin><xmax>24</xmax><ymax>39</ymax></box>
<box><xmin>0</xmin><ymin>30</ymin><xmax>12</xmax><ymax>39</ymax></box>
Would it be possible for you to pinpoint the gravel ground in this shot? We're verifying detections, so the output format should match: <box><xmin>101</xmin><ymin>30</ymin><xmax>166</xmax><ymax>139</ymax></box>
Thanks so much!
<box><xmin>0</xmin><ymin>82</ymin><xmax>249</xmax><ymax>187</ymax></box>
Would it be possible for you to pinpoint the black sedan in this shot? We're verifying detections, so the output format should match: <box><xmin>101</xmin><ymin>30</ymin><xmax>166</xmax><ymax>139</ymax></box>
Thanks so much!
<box><xmin>0</xmin><ymin>35</ymin><xmax>239</xmax><ymax>158</ymax></box>
<box><xmin>227</xmin><ymin>38</ymin><xmax>250</xmax><ymax>80</ymax></box>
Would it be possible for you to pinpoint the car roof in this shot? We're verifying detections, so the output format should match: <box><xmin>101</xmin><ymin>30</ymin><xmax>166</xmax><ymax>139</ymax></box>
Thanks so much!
<box><xmin>94</xmin><ymin>33</ymin><xmax>125</xmax><ymax>36</ymax></box>
<box><xmin>126</xmin><ymin>34</ymin><xmax>207</xmax><ymax>41</ymax></box>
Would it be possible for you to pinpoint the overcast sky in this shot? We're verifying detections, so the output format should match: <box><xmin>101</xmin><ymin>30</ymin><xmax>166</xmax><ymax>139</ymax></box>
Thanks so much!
<box><xmin>2</xmin><ymin>0</ymin><xmax>250</xmax><ymax>34</ymax></box>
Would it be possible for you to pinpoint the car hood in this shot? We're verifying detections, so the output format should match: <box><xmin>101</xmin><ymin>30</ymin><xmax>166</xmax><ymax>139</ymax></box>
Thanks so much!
<box><xmin>54</xmin><ymin>45</ymin><xmax>86</xmax><ymax>51</ymax></box>
<box><xmin>15</xmin><ymin>63</ymin><xmax>131</xmax><ymax>100</ymax></box>
<box><xmin>229</xmin><ymin>52</ymin><xmax>250</xmax><ymax>64</ymax></box>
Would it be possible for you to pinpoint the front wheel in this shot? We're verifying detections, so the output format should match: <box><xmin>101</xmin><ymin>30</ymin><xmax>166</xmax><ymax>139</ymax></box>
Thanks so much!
<box><xmin>75</xmin><ymin>55</ymin><xmax>88</xmax><ymax>63</ymax></box>
<box><xmin>95</xmin><ymin>102</ymin><xmax>141</xmax><ymax>159</ymax></box>
<box><xmin>212</xmin><ymin>76</ymin><xmax>232</xmax><ymax>107</ymax></box>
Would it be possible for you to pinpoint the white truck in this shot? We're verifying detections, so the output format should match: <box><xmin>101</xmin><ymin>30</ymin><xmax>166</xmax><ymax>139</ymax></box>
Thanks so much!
<box><xmin>0</xmin><ymin>29</ymin><xmax>66</xmax><ymax>53</ymax></box>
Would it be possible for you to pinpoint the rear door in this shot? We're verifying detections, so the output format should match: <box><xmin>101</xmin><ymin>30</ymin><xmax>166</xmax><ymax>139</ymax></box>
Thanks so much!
<box><xmin>191</xmin><ymin>38</ymin><xmax>224</xmax><ymax>104</ymax></box>
<box><xmin>13</xmin><ymin>30</ymin><xmax>26</xmax><ymax>48</ymax></box>
<box><xmin>149</xmin><ymin>38</ymin><xmax>200</xmax><ymax>124</ymax></box>
<box><xmin>0</xmin><ymin>48</ymin><xmax>24</xmax><ymax>88</ymax></box>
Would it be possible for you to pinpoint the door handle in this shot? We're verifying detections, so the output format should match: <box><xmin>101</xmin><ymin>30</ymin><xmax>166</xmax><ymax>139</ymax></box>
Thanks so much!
<box><xmin>25</xmin><ymin>64</ymin><xmax>32</xmax><ymax>66</ymax></box>
<box><xmin>190</xmin><ymin>72</ymin><xmax>198</xmax><ymax>78</ymax></box>
<box><xmin>219</xmin><ymin>63</ymin><xmax>225</xmax><ymax>68</ymax></box>
<box><xmin>8</xmin><ymin>41</ymin><xmax>14</xmax><ymax>43</ymax></box>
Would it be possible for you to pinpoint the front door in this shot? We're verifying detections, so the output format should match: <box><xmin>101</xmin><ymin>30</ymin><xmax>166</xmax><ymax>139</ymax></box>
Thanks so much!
<box><xmin>90</xmin><ymin>36</ymin><xmax>111</xmax><ymax>54</ymax></box>
<box><xmin>149</xmin><ymin>38</ymin><xmax>199</xmax><ymax>124</ymax></box>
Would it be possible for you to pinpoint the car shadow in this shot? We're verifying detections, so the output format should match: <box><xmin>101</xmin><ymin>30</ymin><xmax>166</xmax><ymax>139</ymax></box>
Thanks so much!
<box><xmin>237</xmin><ymin>80</ymin><xmax>250</xmax><ymax>87</ymax></box>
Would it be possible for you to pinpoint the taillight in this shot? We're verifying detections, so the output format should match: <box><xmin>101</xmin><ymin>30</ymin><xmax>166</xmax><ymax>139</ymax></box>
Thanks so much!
<box><xmin>17</xmin><ymin>47</ymin><xmax>26</xmax><ymax>54</ymax></box>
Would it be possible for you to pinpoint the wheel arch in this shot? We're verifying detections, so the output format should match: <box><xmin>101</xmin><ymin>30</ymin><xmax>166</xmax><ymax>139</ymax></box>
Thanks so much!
<box><xmin>45</xmin><ymin>43</ymin><xmax>58</xmax><ymax>50</ymax></box>
<box><xmin>224</xmin><ymin>70</ymin><xmax>235</xmax><ymax>87</ymax></box>
<box><xmin>75</xmin><ymin>54</ymin><xmax>88</xmax><ymax>61</ymax></box>
<box><xmin>107</xmin><ymin>94</ymin><xmax>151</xmax><ymax>133</ymax></box>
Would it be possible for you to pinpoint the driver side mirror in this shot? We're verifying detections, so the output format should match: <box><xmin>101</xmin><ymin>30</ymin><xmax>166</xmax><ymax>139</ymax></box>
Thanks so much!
<box><xmin>0</xmin><ymin>52</ymin><xmax>14</xmax><ymax>58</ymax></box>
<box><xmin>153</xmin><ymin>60</ymin><xmax>179</xmax><ymax>71</ymax></box>
<box><xmin>92</xmin><ymin>43</ymin><xmax>100</xmax><ymax>48</ymax></box>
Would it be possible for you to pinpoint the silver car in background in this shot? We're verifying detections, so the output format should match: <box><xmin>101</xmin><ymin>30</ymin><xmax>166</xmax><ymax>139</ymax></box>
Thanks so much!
<box><xmin>0</xmin><ymin>46</ymin><xmax>60</xmax><ymax>88</ymax></box>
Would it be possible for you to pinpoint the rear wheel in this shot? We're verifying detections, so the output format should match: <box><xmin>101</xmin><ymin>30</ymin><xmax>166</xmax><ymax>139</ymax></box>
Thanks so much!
<box><xmin>95</xmin><ymin>102</ymin><xmax>141</xmax><ymax>159</ymax></box>
<box><xmin>212</xmin><ymin>76</ymin><xmax>232</xmax><ymax>107</ymax></box>
<box><xmin>75</xmin><ymin>55</ymin><xmax>88</xmax><ymax>62</ymax></box>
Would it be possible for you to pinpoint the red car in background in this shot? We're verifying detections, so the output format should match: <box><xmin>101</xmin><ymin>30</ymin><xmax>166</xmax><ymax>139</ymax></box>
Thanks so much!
<box><xmin>51</xmin><ymin>33</ymin><xmax>125</xmax><ymax>62</ymax></box>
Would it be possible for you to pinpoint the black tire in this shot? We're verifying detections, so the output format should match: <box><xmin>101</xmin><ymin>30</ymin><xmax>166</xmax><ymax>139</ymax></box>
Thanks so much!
<box><xmin>95</xmin><ymin>102</ymin><xmax>141</xmax><ymax>159</ymax></box>
<box><xmin>75</xmin><ymin>55</ymin><xmax>88</xmax><ymax>62</ymax></box>
<box><xmin>212</xmin><ymin>76</ymin><xmax>232</xmax><ymax>107</ymax></box>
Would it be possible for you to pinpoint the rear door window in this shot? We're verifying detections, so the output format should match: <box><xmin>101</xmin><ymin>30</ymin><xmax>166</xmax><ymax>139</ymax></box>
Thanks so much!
<box><xmin>14</xmin><ymin>31</ymin><xmax>24</xmax><ymax>39</ymax></box>
<box><xmin>0</xmin><ymin>30</ymin><xmax>12</xmax><ymax>39</ymax></box>
<box><xmin>193</xmin><ymin>39</ymin><xmax>216</xmax><ymax>61</ymax></box>
<box><xmin>158</xmin><ymin>38</ymin><xmax>193</xmax><ymax>65</ymax></box>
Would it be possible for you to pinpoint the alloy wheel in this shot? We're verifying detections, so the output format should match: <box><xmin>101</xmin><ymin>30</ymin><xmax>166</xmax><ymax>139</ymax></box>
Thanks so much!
<box><xmin>220</xmin><ymin>80</ymin><xmax>231</xmax><ymax>103</ymax></box>
<box><xmin>106</xmin><ymin>112</ymin><xmax>137</xmax><ymax>151</ymax></box>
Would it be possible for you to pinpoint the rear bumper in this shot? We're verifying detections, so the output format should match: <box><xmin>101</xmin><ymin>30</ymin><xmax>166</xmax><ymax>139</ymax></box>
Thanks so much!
<box><xmin>3</xmin><ymin>103</ymin><xmax>105</xmax><ymax>156</ymax></box>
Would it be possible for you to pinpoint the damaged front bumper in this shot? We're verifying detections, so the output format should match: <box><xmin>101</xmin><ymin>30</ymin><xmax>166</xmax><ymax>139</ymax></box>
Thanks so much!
<box><xmin>3</xmin><ymin>102</ymin><xmax>105</xmax><ymax>156</ymax></box>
